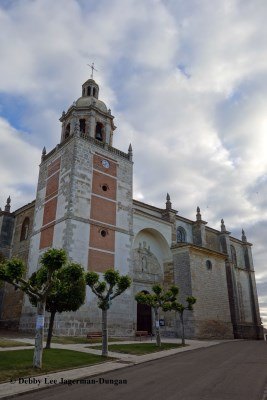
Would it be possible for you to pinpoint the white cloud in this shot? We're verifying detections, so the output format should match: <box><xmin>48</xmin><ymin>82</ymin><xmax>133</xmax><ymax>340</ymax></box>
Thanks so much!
<box><xmin>0</xmin><ymin>117</ymin><xmax>40</xmax><ymax>208</ymax></box>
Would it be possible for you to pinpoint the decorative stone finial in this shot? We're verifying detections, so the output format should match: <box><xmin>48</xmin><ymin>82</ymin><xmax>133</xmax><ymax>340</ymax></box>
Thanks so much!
<box><xmin>62</xmin><ymin>110</ymin><xmax>66</xmax><ymax>116</ymax></box>
<box><xmin>196</xmin><ymin>206</ymin><xmax>201</xmax><ymax>221</ymax></box>
<box><xmin>221</xmin><ymin>218</ymin><xmax>226</xmax><ymax>233</ymax></box>
<box><xmin>166</xmin><ymin>193</ymin><xmax>172</xmax><ymax>210</ymax></box>
<box><xmin>242</xmin><ymin>229</ymin><xmax>247</xmax><ymax>242</ymax></box>
<box><xmin>41</xmin><ymin>146</ymin><xmax>46</xmax><ymax>161</ymax></box>
<box><xmin>5</xmin><ymin>196</ymin><xmax>11</xmax><ymax>212</ymax></box>
<box><xmin>128</xmin><ymin>143</ymin><xmax>133</xmax><ymax>161</ymax></box>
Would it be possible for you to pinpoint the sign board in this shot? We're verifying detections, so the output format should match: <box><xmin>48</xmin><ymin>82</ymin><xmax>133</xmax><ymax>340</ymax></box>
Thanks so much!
<box><xmin>36</xmin><ymin>315</ymin><xmax>45</xmax><ymax>329</ymax></box>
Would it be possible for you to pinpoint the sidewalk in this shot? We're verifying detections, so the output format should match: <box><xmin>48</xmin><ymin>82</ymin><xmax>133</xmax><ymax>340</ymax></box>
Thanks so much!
<box><xmin>0</xmin><ymin>337</ymin><xmax>223</xmax><ymax>399</ymax></box>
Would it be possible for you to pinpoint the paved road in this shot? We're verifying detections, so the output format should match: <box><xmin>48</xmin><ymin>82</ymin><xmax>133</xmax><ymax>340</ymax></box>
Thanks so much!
<box><xmin>12</xmin><ymin>341</ymin><xmax>267</xmax><ymax>400</ymax></box>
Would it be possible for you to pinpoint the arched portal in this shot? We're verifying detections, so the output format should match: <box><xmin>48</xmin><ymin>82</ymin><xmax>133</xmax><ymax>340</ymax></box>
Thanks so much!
<box><xmin>137</xmin><ymin>291</ymin><xmax>152</xmax><ymax>333</ymax></box>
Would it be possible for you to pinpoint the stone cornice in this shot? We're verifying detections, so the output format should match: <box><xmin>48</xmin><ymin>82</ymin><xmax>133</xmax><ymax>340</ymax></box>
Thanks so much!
<box><xmin>229</xmin><ymin>236</ymin><xmax>252</xmax><ymax>246</ymax></box>
<box><xmin>60</xmin><ymin>104</ymin><xmax>114</xmax><ymax>122</ymax></box>
<box><xmin>171</xmin><ymin>242</ymin><xmax>227</xmax><ymax>259</ymax></box>
<box><xmin>13</xmin><ymin>200</ymin><xmax>35</xmax><ymax>216</ymax></box>
<box><xmin>133</xmin><ymin>208</ymin><xmax>172</xmax><ymax>227</ymax></box>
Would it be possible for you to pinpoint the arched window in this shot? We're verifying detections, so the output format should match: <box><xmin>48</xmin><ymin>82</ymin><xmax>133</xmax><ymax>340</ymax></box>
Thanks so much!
<box><xmin>93</xmin><ymin>87</ymin><xmax>96</xmax><ymax>97</ymax></box>
<box><xmin>87</xmin><ymin>86</ymin><xmax>91</xmax><ymax>96</ymax></box>
<box><xmin>20</xmin><ymin>217</ymin><xmax>30</xmax><ymax>241</ymax></box>
<box><xmin>230</xmin><ymin>245</ymin><xmax>237</xmax><ymax>266</ymax></box>
<box><xmin>64</xmin><ymin>123</ymin><xmax>70</xmax><ymax>140</ymax></box>
<box><xmin>176</xmin><ymin>226</ymin><xmax>187</xmax><ymax>243</ymax></box>
<box><xmin>95</xmin><ymin>122</ymin><xmax>104</xmax><ymax>141</ymax></box>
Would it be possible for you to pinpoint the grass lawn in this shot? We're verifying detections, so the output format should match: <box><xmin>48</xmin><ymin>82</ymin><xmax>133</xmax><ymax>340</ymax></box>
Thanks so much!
<box><xmin>92</xmin><ymin>342</ymin><xmax>185</xmax><ymax>355</ymax></box>
<box><xmin>0</xmin><ymin>349</ymin><xmax>107</xmax><ymax>383</ymax></box>
<box><xmin>0</xmin><ymin>339</ymin><xmax>32</xmax><ymax>348</ymax></box>
<box><xmin>50</xmin><ymin>336</ymin><xmax>126</xmax><ymax>345</ymax></box>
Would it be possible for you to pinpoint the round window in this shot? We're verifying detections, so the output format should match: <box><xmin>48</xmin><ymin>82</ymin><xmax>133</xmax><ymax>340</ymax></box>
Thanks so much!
<box><xmin>100</xmin><ymin>230</ymin><xmax>107</xmax><ymax>237</ymax></box>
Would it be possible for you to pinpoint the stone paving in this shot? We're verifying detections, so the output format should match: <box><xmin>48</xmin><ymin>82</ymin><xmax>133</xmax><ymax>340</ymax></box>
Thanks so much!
<box><xmin>0</xmin><ymin>337</ymin><xmax>223</xmax><ymax>399</ymax></box>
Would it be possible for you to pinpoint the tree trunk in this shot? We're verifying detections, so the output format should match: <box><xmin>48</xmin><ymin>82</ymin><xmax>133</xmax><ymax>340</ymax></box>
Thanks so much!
<box><xmin>102</xmin><ymin>308</ymin><xmax>108</xmax><ymax>357</ymax></box>
<box><xmin>33</xmin><ymin>301</ymin><xmax>45</xmax><ymax>369</ymax></box>
<box><xmin>46</xmin><ymin>310</ymin><xmax>56</xmax><ymax>349</ymax></box>
<box><xmin>180</xmin><ymin>312</ymin><xmax>185</xmax><ymax>346</ymax></box>
<box><xmin>154</xmin><ymin>307</ymin><xmax>161</xmax><ymax>347</ymax></box>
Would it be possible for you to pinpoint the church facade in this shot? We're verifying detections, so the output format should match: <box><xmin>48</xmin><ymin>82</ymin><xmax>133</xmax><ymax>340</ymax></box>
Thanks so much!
<box><xmin>0</xmin><ymin>77</ymin><xmax>263</xmax><ymax>340</ymax></box>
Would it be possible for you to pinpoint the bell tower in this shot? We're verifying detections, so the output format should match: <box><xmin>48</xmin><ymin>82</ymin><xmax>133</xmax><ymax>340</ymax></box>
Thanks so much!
<box><xmin>59</xmin><ymin>78</ymin><xmax>116</xmax><ymax>146</ymax></box>
<box><xmin>26</xmin><ymin>77</ymin><xmax>133</xmax><ymax>278</ymax></box>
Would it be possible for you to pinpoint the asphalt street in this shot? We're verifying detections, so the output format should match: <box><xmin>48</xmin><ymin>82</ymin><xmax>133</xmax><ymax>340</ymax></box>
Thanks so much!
<box><xmin>10</xmin><ymin>341</ymin><xmax>267</xmax><ymax>400</ymax></box>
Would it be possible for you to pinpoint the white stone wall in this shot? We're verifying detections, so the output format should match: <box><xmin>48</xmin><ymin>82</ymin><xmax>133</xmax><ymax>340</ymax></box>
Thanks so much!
<box><xmin>190</xmin><ymin>251</ymin><xmax>233</xmax><ymax>338</ymax></box>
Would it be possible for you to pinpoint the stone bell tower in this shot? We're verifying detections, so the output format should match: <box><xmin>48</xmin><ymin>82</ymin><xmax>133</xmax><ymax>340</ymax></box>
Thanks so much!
<box><xmin>59</xmin><ymin>78</ymin><xmax>116</xmax><ymax>146</ymax></box>
<box><xmin>19</xmin><ymin>75</ymin><xmax>134</xmax><ymax>333</ymax></box>
<box><xmin>26</xmin><ymin>76</ymin><xmax>133</xmax><ymax>277</ymax></box>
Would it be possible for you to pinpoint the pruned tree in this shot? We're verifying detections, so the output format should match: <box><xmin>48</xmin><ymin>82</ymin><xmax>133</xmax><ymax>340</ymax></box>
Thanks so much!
<box><xmin>164</xmin><ymin>296</ymin><xmax>196</xmax><ymax>345</ymax></box>
<box><xmin>0</xmin><ymin>252</ymin><xmax>5</xmax><ymax>264</ymax></box>
<box><xmin>135</xmin><ymin>284</ymin><xmax>179</xmax><ymax>347</ymax></box>
<box><xmin>29</xmin><ymin>262</ymin><xmax>86</xmax><ymax>349</ymax></box>
<box><xmin>86</xmin><ymin>269</ymin><xmax>131</xmax><ymax>357</ymax></box>
<box><xmin>0</xmin><ymin>248</ymin><xmax>67</xmax><ymax>368</ymax></box>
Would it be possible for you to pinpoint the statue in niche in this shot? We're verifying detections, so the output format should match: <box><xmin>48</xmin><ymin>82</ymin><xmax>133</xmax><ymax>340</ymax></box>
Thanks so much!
<box><xmin>133</xmin><ymin>243</ymin><xmax>163</xmax><ymax>283</ymax></box>
<box><xmin>141</xmin><ymin>255</ymin><xmax>148</xmax><ymax>272</ymax></box>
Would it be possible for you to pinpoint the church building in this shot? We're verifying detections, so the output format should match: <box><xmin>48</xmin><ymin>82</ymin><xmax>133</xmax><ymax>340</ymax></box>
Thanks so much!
<box><xmin>0</xmin><ymin>76</ymin><xmax>263</xmax><ymax>340</ymax></box>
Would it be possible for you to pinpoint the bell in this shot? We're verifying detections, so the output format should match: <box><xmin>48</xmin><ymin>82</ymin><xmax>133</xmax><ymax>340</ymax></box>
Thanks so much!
<box><xmin>95</xmin><ymin>132</ymin><xmax>103</xmax><ymax>141</ymax></box>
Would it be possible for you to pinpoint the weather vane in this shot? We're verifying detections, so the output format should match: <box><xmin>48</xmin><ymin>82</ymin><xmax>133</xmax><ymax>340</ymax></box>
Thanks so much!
<box><xmin>87</xmin><ymin>62</ymin><xmax>98</xmax><ymax>79</ymax></box>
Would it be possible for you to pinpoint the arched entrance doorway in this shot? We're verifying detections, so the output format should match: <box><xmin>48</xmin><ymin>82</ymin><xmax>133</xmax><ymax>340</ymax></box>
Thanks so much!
<box><xmin>137</xmin><ymin>291</ymin><xmax>152</xmax><ymax>334</ymax></box>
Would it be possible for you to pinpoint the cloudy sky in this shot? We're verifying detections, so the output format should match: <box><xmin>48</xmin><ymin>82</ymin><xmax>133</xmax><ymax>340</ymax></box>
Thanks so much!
<box><xmin>0</xmin><ymin>0</ymin><xmax>266</xmax><ymax>326</ymax></box>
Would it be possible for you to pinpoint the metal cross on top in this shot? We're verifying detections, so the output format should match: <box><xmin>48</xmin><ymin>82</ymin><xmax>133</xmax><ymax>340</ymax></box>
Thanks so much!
<box><xmin>87</xmin><ymin>62</ymin><xmax>98</xmax><ymax>79</ymax></box>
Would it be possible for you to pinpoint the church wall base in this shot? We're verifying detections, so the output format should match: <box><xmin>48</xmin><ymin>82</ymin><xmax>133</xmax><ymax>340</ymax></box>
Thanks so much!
<box><xmin>0</xmin><ymin>319</ymin><xmax>20</xmax><ymax>331</ymax></box>
<box><xmin>195</xmin><ymin>319</ymin><xmax>234</xmax><ymax>340</ymax></box>
<box><xmin>234</xmin><ymin>324</ymin><xmax>264</xmax><ymax>340</ymax></box>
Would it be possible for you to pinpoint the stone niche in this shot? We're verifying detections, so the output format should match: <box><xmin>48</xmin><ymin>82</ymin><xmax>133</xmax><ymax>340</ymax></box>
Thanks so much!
<box><xmin>133</xmin><ymin>242</ymin><xmax>163</xmax><ymax>283</ymax></box>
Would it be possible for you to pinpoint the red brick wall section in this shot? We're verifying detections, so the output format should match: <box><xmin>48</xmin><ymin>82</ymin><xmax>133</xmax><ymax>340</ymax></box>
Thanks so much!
<box><xmin>93</xmin><ymin>154</ymin><xmax>117</xmax><ymax>177</ymax></box>
<box><xmin>39</xmin><ymin>157</ymin><xmax>61</xmax><ymax>250</ymax></box>
<box><xmin>92</xmin><ymin>170</ymin><xmax>117</xmax><ymax>200</ymax></box>
<box><xmin>90</xmin><ymin>225</ymin><xmax>115</xmax><ymax>252</ymax></box>
<box><xmin>90</xmin><ymin>195</ymin><xmax>116</xmax><ymax>225</ymax></box>
<box><xmin>47</xmin><ymin>158</ymin><xmax>61</xmax><ymax>177</ymax></box>
<box><xmin>45</xmin><ymin>171</ymin><xmax>60</xmax><ymax>200</ymax></box>
<box><xmin>42</xmin><ymin>197</ymin><xmax>57</xmax><ymax>226</ymax></box>
<box><xmin>88</xmin><ymin>249</ymin><xmax>114</xmax><ymax>272</ymax></box>
<box><xmin>40</xmin><ymin>225</ymin><xmax>55</xmax><ymax>249</ymax></box>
